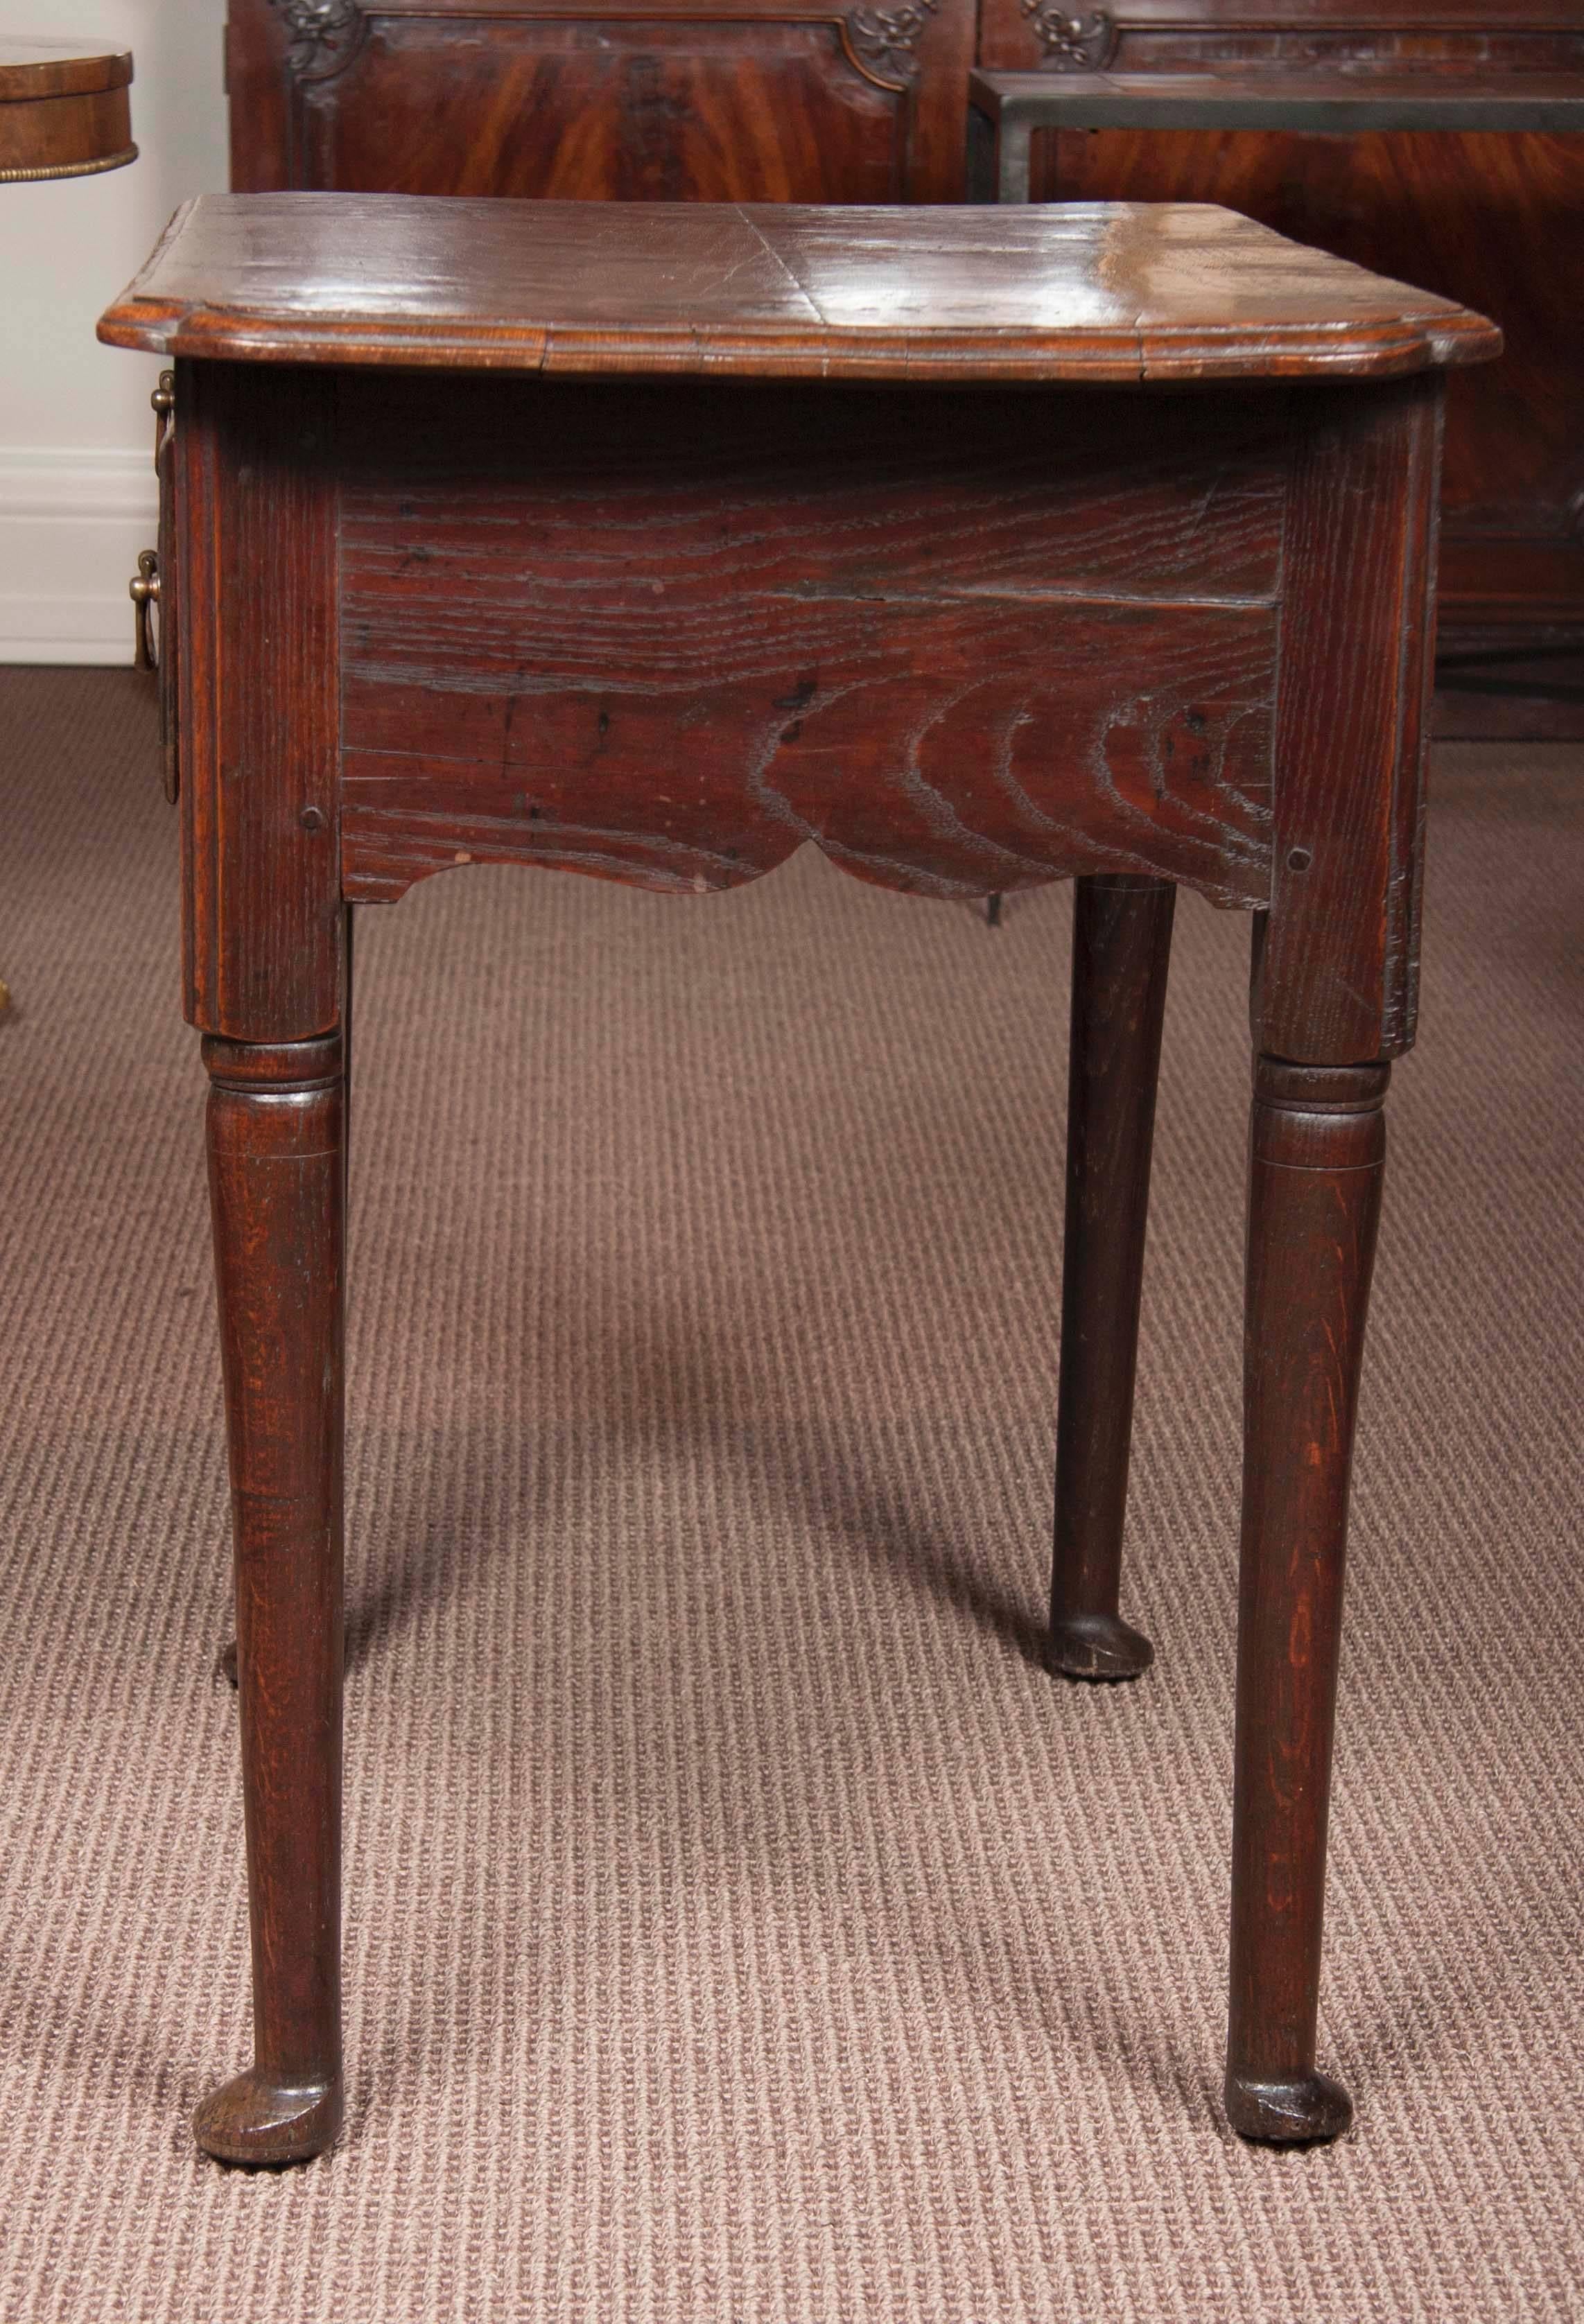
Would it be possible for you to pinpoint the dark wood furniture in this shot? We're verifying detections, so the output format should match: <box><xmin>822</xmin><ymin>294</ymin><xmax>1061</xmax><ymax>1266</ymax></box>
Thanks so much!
<box><xmin>973</xmin><ymin>1</ymin><xmax>1584</xmax><ymax>675</ymax></box>
<box><xmin>101</xmin><ymin>193</ymin><xmax>1497</xmax><ymax>2167</ymax></box>
<box><xmin>224</xmin><ymin>0</ymin><xmax>973</xmax><ymax>202</ymax></box>
<box><xmin>225</xmin><ymin>0</ymin><xmax>1583</xmax><ymax>672</ymax></box>
<box><xmin>0</xmin><ymin>40</ymin><xmax>135</xmax><ymax>182</ymax></box>
<box><xmin>968</xmin><ymin>71</ymin><xmax>1584</xmax><ymax>204</ymax></box>
<box><xmin>966</xmin><ymin>66</ymin><xmax>1584</xmax><ymax>713</ymax></box>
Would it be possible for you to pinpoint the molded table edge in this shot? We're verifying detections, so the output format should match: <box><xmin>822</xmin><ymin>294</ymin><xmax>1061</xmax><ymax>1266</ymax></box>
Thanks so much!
<box><xmin>96</xmin><ymin>301</ymin><xmax>1501</xmax><ymax>382</ymax></box>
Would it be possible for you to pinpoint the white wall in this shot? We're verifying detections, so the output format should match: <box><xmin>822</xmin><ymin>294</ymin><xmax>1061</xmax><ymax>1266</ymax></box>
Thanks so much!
<box><xmin>0</xmin><ymin>0</ymin><xmax>228</xmax><ymax>661</ymax></box>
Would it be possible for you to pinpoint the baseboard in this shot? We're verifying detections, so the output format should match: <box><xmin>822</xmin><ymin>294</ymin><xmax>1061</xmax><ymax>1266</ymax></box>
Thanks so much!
<box><xmin>0</xmin><ymin>448</ymin><xmax>158</xmax><ymax>665</ymax></box>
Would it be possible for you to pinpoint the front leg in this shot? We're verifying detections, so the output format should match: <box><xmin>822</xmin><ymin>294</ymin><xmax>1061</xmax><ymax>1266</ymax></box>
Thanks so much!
<box><xmin>214</xmin><ymin>905</ymin><xmax>356</xmax><ymax>1695</ymax></box>
<box><xmin>1225</xmin><ymin>1055</ymin><xmax>1387</xmax><ymax>2143</ymax></box>
<box><xmin>193</xmin><ymin>1031</ymin><xmax>345</xmax><ymax>2166</ymax></box>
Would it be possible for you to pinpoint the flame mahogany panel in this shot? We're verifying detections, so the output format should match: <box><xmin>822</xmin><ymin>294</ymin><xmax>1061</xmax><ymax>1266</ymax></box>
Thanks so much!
<box><xmin>334</xmin><ymin>376</ymin><xmax>1287</xmax><ymax>908</ymax></box>
<box><xmin>226</xmin><ymin>0</ymin><xmax>972</xmax><ymax>207</ymax></box>
<box><xmin>295</xmin><ymin>21</ymin><xmax>910</xmax><ymax>206</ymax></box>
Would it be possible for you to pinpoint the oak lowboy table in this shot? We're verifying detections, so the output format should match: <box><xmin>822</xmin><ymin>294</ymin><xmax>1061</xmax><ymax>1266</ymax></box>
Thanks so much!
<box><xmin>101</xmin><ymin>195</ymin><xmax>1498</xmax><ymax>2167</ymax></box>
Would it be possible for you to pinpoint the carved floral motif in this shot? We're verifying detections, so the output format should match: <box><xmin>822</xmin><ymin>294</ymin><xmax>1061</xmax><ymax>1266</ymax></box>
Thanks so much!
<box><xmin>1020</xmin><ymin>3</ymin><xmax>1118</xmax><ymax>71</ymax></box>
<box><xmin>844</xmin><ymin>0</ymin><xmax>938</xmax><ymax>91</ymax></box>
<box><xmin>272</xmin><ymin>0</ymin><xmax>365</xmax><ymax>78</ymax></box>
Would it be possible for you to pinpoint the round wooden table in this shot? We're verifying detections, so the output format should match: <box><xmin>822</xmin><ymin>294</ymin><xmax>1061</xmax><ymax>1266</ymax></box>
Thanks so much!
<box><xmin>0</xmin><ymin>39</ymin><xmax>135</xmax><ymax>184</ymax></box>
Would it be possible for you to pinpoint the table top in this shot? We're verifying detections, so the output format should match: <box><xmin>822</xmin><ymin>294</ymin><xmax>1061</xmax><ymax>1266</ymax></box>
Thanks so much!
<box><xmin>968</xmin><ymin>69</ymin><xmax>1584</xmax><ymax>137</ymax></box>
<box><xmin>0</xmin><ymin>42</ymin><xmax>132</xmax><ymax>103</ymax></box>
<box><xmin>98</xmin><ymin>193</ymin><xmax>1500</xmax><ymax>385</ymax></box>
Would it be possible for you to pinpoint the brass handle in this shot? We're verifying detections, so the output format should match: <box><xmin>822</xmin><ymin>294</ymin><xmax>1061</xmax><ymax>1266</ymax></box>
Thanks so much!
<box><xmin>152</xmin><ymin>370</ymin><xmax>174</xmax><ymax>467</ymax></box>
<box><xmin>130</xmin><ymin>548</ymin><xmax>160</xmax><ymax>673</ymax></box>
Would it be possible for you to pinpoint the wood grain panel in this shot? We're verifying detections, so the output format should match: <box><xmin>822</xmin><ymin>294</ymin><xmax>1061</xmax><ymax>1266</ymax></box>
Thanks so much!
<box><xmin>227</xmin><ymin>0</ymin><xmax>974</xmax><ymax>206</ymax></box>
<box><xmin>340</xmin><ymin>602</ymin><xmax>1276</xmax><ymax>904</ymax></box>
<box><xmin>299</xmin><ymin>20</ymin><xmax>909</xmax><ymax>204</ymax></box>
<box><xmin>177</xmin><ymin>360</ymin><xmax>343</xmax><ymax>1042</ymax></box>
<box><xmin>338</xmin><ymin>378</ymin><xmax>1289</xmax><ymax>599</ymax></box>
<box><xmin>1260</xmin><ymin>376</ymin><xmax>1441</xmax><ymax>1064</ymax></box>
<box><xmin>333</xmin><ymin>379</ymin><xmax>1281</xmax><ymax>907</ymax></box>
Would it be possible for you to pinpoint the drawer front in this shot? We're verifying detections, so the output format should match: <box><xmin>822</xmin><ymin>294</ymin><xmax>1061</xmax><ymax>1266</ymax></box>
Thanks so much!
<box><xmin>336</xmin><ymin>378</ymin><xmax>1286</xmax><ymax>909</ymax></box>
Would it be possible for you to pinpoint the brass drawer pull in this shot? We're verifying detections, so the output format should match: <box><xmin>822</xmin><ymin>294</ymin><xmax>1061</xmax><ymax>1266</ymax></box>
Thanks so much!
<box><xmin>152</xmin><ymin>369</ymin><xmax>174</xmax><ymax>464</ymax></box>
<box><xmin>130</xmin><ymin>548</ymin><xmax>160</xmax><ymax>672</ymax></box>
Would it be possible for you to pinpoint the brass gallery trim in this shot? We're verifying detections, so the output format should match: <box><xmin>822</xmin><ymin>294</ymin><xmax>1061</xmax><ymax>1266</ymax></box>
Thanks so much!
<box><xmin>0</xmin><ymin>146</ymin><xmax>139</xmax><ymax>182</ymax></box>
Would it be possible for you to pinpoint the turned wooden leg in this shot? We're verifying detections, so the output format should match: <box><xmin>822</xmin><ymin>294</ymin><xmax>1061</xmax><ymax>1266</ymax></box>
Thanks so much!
<box><xmin>193</xmin><ymin>1031</ymin><xmax>346</xmax><ymax>2167</ymax></box>
<box><xmin>214</xmin><ymin>909</ymin><xmax>354</xmax><ymax>1697</ymax></box>
<box><xmin>1224</xmin><ymin>1055</ymin><xmax>1388</xmax><ymax>2144</ymax></box>
<box><xmin>1047</xmin><ymin>875</ymin><xmax>1176</xmax><ymax>1681</ymax></box>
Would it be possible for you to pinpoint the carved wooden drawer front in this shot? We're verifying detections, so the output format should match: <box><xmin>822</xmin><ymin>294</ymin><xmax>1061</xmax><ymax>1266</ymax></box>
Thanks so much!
<box><xmin>335</xmin><ymin>376</ymin><xmax>1287</xmax><ymax>909</ymax></box>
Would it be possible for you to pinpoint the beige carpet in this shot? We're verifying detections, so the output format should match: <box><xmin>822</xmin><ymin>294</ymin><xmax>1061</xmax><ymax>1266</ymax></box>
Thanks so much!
<box><xmin>2</xmin><ymin>666</ymin><xmax>1581</xmax><ymax>2323</ymax></box>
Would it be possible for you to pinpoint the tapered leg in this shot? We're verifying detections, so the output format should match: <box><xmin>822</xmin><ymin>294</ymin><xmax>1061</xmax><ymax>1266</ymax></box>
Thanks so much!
<box><xmin>214</xmin><ymin>909</ymin><xmax>354</xmax><ymax>1696</ymax></box>
<box><xmin>1224</xmin><ymin>1055</ymin><xmax>1388</xmax><ymax>2144</ymax></box>
<box><xmin>193</xmin><ymin>1031</ymin><xmax>346</xmax><ymax>2166</ymax></box>
<box><xmin>1047</xmin><ymin>875</ymin><xmax>1176</xmax><ymax>1680</ymax></box>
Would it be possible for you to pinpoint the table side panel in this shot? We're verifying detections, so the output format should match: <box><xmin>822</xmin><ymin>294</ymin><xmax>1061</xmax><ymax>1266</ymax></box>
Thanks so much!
<box><xmin>334</xmin><ymin>381</ymin><xmax>1285</xmax><ymax>908</ymax></box>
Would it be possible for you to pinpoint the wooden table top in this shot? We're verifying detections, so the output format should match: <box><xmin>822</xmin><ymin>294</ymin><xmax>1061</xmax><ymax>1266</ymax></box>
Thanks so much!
<box><xmin>0</xmin><ymin>42</ymin><xmax>132</xmax><ymax>103</ymax></box>
<box><xmin>968</xmin><ymin>69</ymin><xmax>1584</xmax><ymax>137</ymax></box>
<box><xmin>98</xmin><ymin>194</ymin><xmax>1500</xmax><ymax>385</ymax></box>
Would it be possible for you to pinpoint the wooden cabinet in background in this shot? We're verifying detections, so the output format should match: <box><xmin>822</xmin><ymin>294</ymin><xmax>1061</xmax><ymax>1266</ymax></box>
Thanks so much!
<box><xmin>978</xmin><ymin>0</ymin><xmax>1584</xmax><ymax>661</ymax></box>
<box><xmin>227</xmin><ymin>0</ymin><xmax>1584</xmax><ymax>661</ymax></box>
<box><xmin>225</xmin><ymin>0</ymin><xmax>973</xmax><ymax>204</ymax></box>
